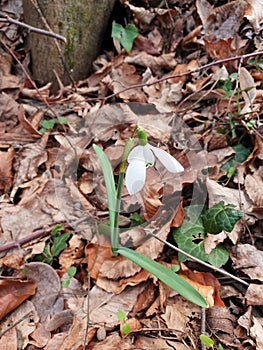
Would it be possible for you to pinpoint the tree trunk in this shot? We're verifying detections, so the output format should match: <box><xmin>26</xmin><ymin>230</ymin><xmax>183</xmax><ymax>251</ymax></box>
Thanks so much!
<box><xmin>23</xmin><ymin>0</ymin><xmax>116</xmax><ymax>90</ymax></box>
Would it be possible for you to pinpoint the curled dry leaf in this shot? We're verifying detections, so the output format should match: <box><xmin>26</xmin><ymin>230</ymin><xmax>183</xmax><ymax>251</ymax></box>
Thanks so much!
<box><xmin>245</xmin><ymin>284</ymin><xmax>263</xmax><ymax>305</ymax></box>
<box><xmin>245</xmin><ymin>169</ymin><xmax>263</xmax><ymax>206</ymax></box>
<box><xmin>0</xmin><ymin>145</ymin><xmax>15</xmax><ymax>192</ymax></box>
<box><xmin>24</xmin><ymin>262</ymin><xmax>64</xmax><ymax>322</ymax></box>
<box><xmin>0</xmin><ymin>300</ymin><xmax>38</xmax><ymax>350</ymax></box>
<box><xmin>231</xmin><ymin>244</ymin><xmax>263</xmax><ymax>281</ymax></box>
<box><xmin>239</xmin><ymin>67</ymin><xmax>256</xmax><ymax>115</ymax></box>
<box><xmin>206</xmin><ymin>306</ymin><xmax>236</xmax><ymax>345</ymax></box>
<box><xmin>0</xmin><ymin>279</ymin><xmax>36</xmax><ymax>320</ymax></box>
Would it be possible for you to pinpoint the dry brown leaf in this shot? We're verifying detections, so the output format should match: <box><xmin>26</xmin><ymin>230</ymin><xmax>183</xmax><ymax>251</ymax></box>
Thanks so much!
<box><xmin>11</xmin><ymin>142</ymin><xmax>47</xmax><ymax>195</ymax></box>
<box><xmin>24</xmin><ymin>262</ymin><xmax>64</xmax><ymax>322</ymax></box>
<box><xmin>120</xmin><ymin>317</ymin><xmax>142</xmax><ymax>337</ymax></box>
<box><xmin>231</xmin><ymin>244</ymin><xmax>263</xmax><ymax>281</ymax></box>
<box><xmin>0</xmin><ymin>278</ymin><xmax>36</xmax><ymax>320</ymax></box>
<box><xmin>0</xmin><ymin>300</ymin><xmax>38</xmax><ymax>350</ymax></box>
<box><xmin>204</xmin><ymin>231</ymin><xmax>227</xmax><ymax>254</ymax></box>
<box><xmin>104</xmin><ymin>62</ymin><xmax>147</xmax><ymax>102</ymax></box>
<box><xmin>0</xmin><ymin>145</ymin><xmax>14</xmax><ymax>192</ymax></box>
<box><xmin>245</xmin><ymin>169</ymin><xmax>263</xmax><ymax>206</ymax></box>
<box><xmin>239</xmin><ymin>67</ymin><xmax>256</xmax><ymax>114</ymax></box>
<box><xmin>207</xmin><ymin>306</ymin><xmax>236</xmax><ymax>345</ymax></box>
<box><xmin>170</xmin><ymin>200</ymin><xmax>185</xmax><ymax>228</ymax></box>
<box><xmin>17</xmin><ymin>104</ymin><xmax>42</xmax><ymax>137</ymax></box>
<box><xmin>245</xmin><ymin>284</ymin><xmax>263</xmax><ymax>305</ymax></box>
<box><xmin>58</xmin><ymin>234</ymin><xmax>85</xmax><ymax>272</ymax></box>
<box><xmin>125</xmin><ymin>52</ymin><xmax>177</xmax><ymax>72</ymax></box>
<box><xmin>206</xmin><ymin>178</ymin><xmax>253</xmax><ymax>223</ymax></box>
<box><xmin>180</xmin><ymin>266</ymin><xmax>224</xmax><ymax>307</ymax></box>
<box><xmin>85</xmin><ymin>240</ymin><xmax>113</xmax><ymax>280</ymax></box>
<box><xmin>134</xmin><ymin>335</ymin><xmax>189</xmax><ymax>349</ymax></box>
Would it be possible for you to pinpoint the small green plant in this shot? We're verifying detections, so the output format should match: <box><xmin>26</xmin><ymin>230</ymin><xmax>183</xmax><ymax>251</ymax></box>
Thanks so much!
<box><xmin>39</xmin><ymin>116</ymin><xmax>67</xmax><ymax>134</ymax></box>
<box><xmin>62</xmin><ymin>266</ymin><xmax>77</xmax><ymax>287</ymax></box>
<box><xmin>117</xmin><ymin>310</ymin><xmax>131</xmax><ymax>336</ymax></box>
<box><xmin>93</xmin><ymin>126</ymin><xmax>208</xmax><ymax>308</ymax></box>
<box><xmin>247</xmin><ymin>57</ymin><xmax>263</xmax><ymax>71</ymax></box>
<box><xmin>30</xmin><ymin>224</ymin><xmax>71</xmax><ymax>265</ymax></box>
<box><xmin>111</xmin><ymin>23</ymin><xmax>139</xmax><ymax>53</ymax></box>
<box><xmin>221</xmin><ymin>143</ymin><xmax>250</xmax><ymax>179</ymax></box>
<box><xmin>200</xmin><ymin>334</ymin><xmax>224</xmax><ymax>349</ymax></box>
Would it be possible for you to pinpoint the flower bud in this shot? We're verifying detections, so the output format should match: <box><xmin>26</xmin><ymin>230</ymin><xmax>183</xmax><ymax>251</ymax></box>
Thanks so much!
<box><xmin>137</xmin><ymin>128</ymin><xmax>148</xmax><ymax>146</ymax></box>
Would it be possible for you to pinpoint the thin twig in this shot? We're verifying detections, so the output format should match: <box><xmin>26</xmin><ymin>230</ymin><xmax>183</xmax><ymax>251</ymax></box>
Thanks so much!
<box><xmin>146</xmin><ymin>230</ymin><xmax>249</xmax><ymax>286</ymax></box>
<box><xmin>0</xmin><ymin>217</ymin><xmax>90</xmax><ymax>253</ymax></box>
<box><xmin>91</xmin><ymin>50</ymin><xmax>263</xmax><ymax>103</ymax></box>
<box><xmin>0</xmin><ymin>11</ymin><xmax>66</xmax><ymax>42</ymax></box>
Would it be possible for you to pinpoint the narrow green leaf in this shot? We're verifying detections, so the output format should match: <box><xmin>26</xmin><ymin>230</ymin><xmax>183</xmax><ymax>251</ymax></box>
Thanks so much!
<box><xmin>199</xmin><ymin>334</ymin><xmax>214</xmax><ymax>347</ymax></box>
<box><xmin>117</xmin><ymin>247</ymin><xmax>208</xmax><ymax>308</ymax></box>
<box><xmin>93</xmin><ymin>144</ymin><xmax>117</xmax><ymax>249</ymax></box>
<box><xmin>51</xmin><ymin>224</ymin><xmax>65</xmax><ymax>236</ymax></box>
<box><xmin>51</xmin><ymin>232</ymin><xmax>71</xmax><ymax>257</ymax></box>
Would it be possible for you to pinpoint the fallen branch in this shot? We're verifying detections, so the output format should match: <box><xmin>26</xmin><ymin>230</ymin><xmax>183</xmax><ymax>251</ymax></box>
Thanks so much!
<box><xmin>0</xmin><ymin>11</ymin><xmax>66</xmax><ymax>42</ymax></box>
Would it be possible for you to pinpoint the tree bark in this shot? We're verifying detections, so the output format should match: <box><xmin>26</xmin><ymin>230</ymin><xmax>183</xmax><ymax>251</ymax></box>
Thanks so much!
<box><xmin>23</xmin><ymin>0</ymin><xmax>116</xmax><ymax>90</ymax></box>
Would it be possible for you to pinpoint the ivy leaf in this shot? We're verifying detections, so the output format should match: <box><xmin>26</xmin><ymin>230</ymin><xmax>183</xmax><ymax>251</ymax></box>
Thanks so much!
<box><xmin>221</xmin><ymin>144</ymin><xmax>250</xmax><ymax>178</ymax></box>
<box><xmin>232</xmin><ymin>144</ymin><xmax>250</xmax><ymax>163</ymax></box>
<box><xmin>202</xmin><ymin>201</ymin><xmax>243</xmax><ymax>234</ymax></box>
<box><xmin>111</xmin><ymin>23</ymin><xmax>139</xmax><ymax>53</ymax></box>
<box><xmin>208</xmin><ymin>244</ymin><xmax>229</xmax><ymax>267</ymax></box>
<box><xmin>173</xmin><ymin>205</ymin><xmax>209</xmax><ymax>263</ymax></box>
<box><xmin>173</xmin><ymin>205</ymin><xmax>230</xmax><ymax>268</ymax></box>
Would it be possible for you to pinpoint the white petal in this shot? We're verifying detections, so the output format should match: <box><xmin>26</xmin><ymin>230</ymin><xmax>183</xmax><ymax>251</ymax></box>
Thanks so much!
<box><xmin>143</xmin><ymin>144</ymin><xmax>155</xmax><ymax>165</ymax></box>
<box><xmin>126</xmin><ymin>159</ymin><xmax>146</xmax><ymax>194</ymax></box>
<box><xmin>149</xmin><ymin>145</ymin><xmax>184</xmax><ymax>173</ymax></box>
<box><xmin>128</xmin><ymin>145</ymin><xmax>145</xmax><ymax>163</ymax></box>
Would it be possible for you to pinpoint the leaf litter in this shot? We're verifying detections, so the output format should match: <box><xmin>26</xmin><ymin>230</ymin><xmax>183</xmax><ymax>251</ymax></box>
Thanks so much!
<box><xmin>0</xmin><ymin>0</ymin><xmax>263</xmax><ymax>349</ymax></box>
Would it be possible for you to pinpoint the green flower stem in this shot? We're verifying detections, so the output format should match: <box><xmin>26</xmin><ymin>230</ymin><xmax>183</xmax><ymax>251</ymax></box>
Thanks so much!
<box><xmin>112</xmin><ymin>137</ymin><xmax>135</xmax><ymax>253</ymax></box>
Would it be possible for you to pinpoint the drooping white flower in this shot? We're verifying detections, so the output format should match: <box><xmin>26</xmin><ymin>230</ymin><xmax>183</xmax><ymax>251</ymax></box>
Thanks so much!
<box><xmin>126</xmin><ymin>143</ymin><xmax>184</xmax><ymax>195</ymax></box>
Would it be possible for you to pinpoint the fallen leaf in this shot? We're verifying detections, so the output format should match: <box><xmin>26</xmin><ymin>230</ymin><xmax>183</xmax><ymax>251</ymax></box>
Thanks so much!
<box><xmin>245</xmin><ymin>284</ymin><xmax>263</xmax><ymax>305</ymax></box>
<box><xmin>231</xmin><ymin>244</ymin><xmax>263</xmax><ymax>281</ymax></box>
<box><xmin>24</xmin><ymin>262</ymin><xmax>64</xmax><ymax>322</ymax></box>
<box><xmin>245</xmin><ymin>168</ymin><xmax>263</xmax><ymax>206</ymax></box>
<box><xmin>0</xmin><ymin>145</ymin><xmax>14</xmax><ymax>192</ymax></box>
<box><xmin>0</xmin><ymin>278</ymin><xmax>36</xmax><ymax>320</ymax></box>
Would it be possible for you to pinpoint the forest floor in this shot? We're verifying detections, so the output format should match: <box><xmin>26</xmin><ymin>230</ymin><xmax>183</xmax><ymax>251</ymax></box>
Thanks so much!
<box><xmin>0</xmin><ymin>1</ymin><xmax>263</xmax><ymax>349</ymax></box>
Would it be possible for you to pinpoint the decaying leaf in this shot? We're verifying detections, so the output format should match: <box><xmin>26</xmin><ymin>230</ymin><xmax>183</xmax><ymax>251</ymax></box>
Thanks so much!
<box><xmin>0</xmin><ymin>279</ymin><xmax>36</xmax><ymax>320</ymax></box>
<box><xmin>245</xmin><ymin>169</ymin><xmax>263</xmax><ymax>206</ymax></box>
<box><xmin>0</xmin><ymin>145</ymin><xmax>14</xmax><ymax>192</ymax></box>
<box><xmin>231</xmin><ymin>244</ymin><xmax>263</xmax><ymax>281</ymax></box>
<box><xmin>24</xmin><ymin>262</ymin><xmax>64</xmax><ymax>322</ymax></box>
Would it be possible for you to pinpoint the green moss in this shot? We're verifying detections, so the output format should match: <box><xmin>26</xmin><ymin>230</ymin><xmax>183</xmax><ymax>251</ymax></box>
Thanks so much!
<box><xmin>65</xmin><ymin>25</ymin><xmax>77</xmax><ymax>69</ymax></box>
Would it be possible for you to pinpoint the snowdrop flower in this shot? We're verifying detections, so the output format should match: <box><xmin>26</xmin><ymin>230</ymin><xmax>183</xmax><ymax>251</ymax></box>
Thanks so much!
<box><xmin>126</xmin><ymin>143</ymin><xmax>184</xmax><ymax>195</ymax></box>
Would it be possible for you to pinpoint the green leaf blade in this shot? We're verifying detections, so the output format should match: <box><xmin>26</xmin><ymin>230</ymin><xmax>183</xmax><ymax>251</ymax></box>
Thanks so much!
<box><xmin>93</xmin><ymin>144</ymin><xmax>117</xmax><ymax>249</ymax></box>
<box><xmin>117</xmin><ymin>247</ymin><xmax>208</xmax><ymax>308</ymax></box>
